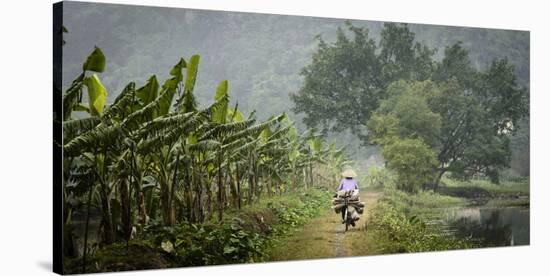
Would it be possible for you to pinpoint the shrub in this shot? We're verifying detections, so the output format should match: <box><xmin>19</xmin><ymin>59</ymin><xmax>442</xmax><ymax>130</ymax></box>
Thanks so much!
<box><xmin>382</xmin><ymin>138</ymin><xmax>438</xmax><ymax>193</ymax></box>
<box><xmin>365</xmin><ymin>167</ymin><xmax>397</xmax><ymax>188</ymax></box>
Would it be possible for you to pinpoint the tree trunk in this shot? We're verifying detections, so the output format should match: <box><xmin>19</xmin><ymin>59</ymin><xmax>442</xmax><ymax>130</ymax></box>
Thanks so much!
<box><xmin>267</xmin><ymin>173</ymin><xmax>272</xmax><ymax>197</ymax></box>
<box><xmin>120</xmin><ymin>179</ymin><xmax>132</xmax><ymax>250</ymax></box>
<box><xmin>292</xmin><ymin>167</ymin><xmax>297</xmax><ymax>191</ymax></box>
<box><xmin>434</xmin><ymin>167</ymin><xmax>446</xmax><ymax>192</ymax></box>
<box><xmin>303</xmin><ymin>168</ymin><xmax>308</xmax><ymax>190</ymax></box>
<box><xmin>228</xmin><ymin>166</ymin><xmax>238</xmax><ymax>207</ymax></box>
<box><xmin>236</xmin><ymin>162</ymin><xmax>241</xmax><ymax>210</ymax></box>
<box><xmin>309</xmin><ymin>162</ymin><xmax>314</xmax><ymax>188</ymax></box>
<box><xmin>99</xmin><ymin>185</ymin><xmax>114</xmax><ymax>245</ymax></box>
<box><xmin>168</xmin><ymin>153</ymin><xmax>180</xmax><ymax>226</ymax></box>
<box><xmin>185</xmin><ymin>161</ymin><xmax>193</xmax><ymax>223</ymax></box>
<box><xmin>217</xmin><ymin>152</ymin><xmax>223</xmax><ymax>221</ymax></box>
<box><xmin>254</xmin><ymin>158</ymin><xmax>260</xmax><ymax>203</ymax></box>
<box><xmin>247</xmin><ymin>153</ymin><xmax>254</xmax><ymax>205</ymax></box>
<box><xmin>82</xmin><ymin>178</ymin><xmax>94</xmax><ymax>273</ymax></box>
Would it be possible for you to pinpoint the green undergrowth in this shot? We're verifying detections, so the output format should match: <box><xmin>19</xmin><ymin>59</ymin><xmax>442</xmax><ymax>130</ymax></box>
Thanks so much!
<box><xmin>380</xmin><ymin>188</ymin><xmax>465</xmax><ymax>218</ymax></box>
<box><xmin>367</xmin><ymin>188</ymin><xmax>477</xmax><ymax>253</ymax></box>
<box><xmin>440</xmin><ymin>176</ymin><xmax>529</xmax><ymax>198</ymax></box>
<box><xmin>64</xmin><ymin>187</ymin><xmax>331</xmax><ymax>273</ymax></box>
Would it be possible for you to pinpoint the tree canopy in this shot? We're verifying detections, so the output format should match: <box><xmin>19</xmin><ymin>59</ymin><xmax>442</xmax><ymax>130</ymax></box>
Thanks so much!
<box><xmin>293</xmin><ymin>23</ymin><xmax>529</xmax><ymax>187</ymax></box>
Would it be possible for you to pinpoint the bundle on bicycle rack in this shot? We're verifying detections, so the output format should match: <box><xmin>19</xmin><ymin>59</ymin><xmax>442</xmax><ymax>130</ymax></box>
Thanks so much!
<box><xmin>331</xmin><ymin>190</ymin><xmax>365</xmax><ymax>221</ymax></box>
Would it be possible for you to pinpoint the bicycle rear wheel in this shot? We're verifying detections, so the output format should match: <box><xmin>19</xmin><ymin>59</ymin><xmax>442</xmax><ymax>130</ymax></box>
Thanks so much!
<box><xmin>344</xmin><ymin>209</ymin><xmax>349</xmax><ymax>232</ymax></box>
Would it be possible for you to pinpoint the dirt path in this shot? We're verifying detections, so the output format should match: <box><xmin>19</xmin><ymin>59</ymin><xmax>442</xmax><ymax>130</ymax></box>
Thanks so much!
<box><xmin>267</xmin><ymin>189</ymin><xmax>383</xmax><ymax>261</ymax></box>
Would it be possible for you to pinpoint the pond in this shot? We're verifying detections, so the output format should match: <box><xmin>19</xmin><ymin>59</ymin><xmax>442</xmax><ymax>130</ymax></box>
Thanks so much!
<box><xmin>441</xmin><ymin>206</ymin><xmax>530</xmax><ymax>247</ymax></box>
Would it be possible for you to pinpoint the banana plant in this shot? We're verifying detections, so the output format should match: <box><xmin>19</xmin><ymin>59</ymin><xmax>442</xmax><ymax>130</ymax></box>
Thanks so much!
<box><xmin>61</xmin><ymin>46</ymin><xmax>350</xmax><ymax>260</ymax></box>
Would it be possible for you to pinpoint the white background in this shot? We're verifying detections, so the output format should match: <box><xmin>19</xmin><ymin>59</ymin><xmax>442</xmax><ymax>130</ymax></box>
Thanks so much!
<box><xmin>0</xmin><ymin>0</ymin><xmax>548</xmax><ymax>275</ymax></box>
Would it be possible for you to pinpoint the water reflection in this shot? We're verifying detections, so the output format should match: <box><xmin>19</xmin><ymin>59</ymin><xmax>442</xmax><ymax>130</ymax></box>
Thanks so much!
<box><xmin>444</xmin><ymin>207</ymin><xmax>529</xmax><ymax>246</ymax></box>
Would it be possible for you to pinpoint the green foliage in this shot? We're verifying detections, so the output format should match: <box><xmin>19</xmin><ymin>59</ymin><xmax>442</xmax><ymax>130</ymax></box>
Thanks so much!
<box><xmin>369</xmin><ymin>201</ymin><xmax>475</xmax><ymax>253</ymax></box>
<box><xmin>382</xmin><ymin>138</ymin><xmax>437</xmax><ymax>193</ymax></box>
<box><xmin>381</xmin><ymin>187</ymin><xmax>465</xmax><ymax>216</ymax></box>
<box><xmin>136</xmin><ymin>76</ymin><xmax>159</xmax><ymax>106</ymax></box>
<box><xmin>429</xmin><ymin>46</ymin><xmax>526</xmax><ymax>184</ymax></box>
<box><xmin>441</xmin><ymin>175</ymin><xmax>529</xmax><ymax>196</ymax></box>
<box><xmin>368</xmin><ymin>80</ymin><xmax>442</xmax><ymax>148</ymax></box>
<box><xmin>368</xmin><ymin>187</ymin><xmax>473</xmax><ymax>253</ymax></box>
<box><xmin>432</xmin><ymin>42</ymin><xmax>476</xmax><ymax>87</ymax></box>
<box><xmin>143</xmin><ymin>221</ymin><xmax>265</xmax><ymax>265</ymax></box>
<box><xmin>365</xmin><ymin>167</ymin><xmax>396</xmax><ymax>188</ymax></box>
<box><xmin>137</xmin><ymin>188</ymin><xmax>330</xmax><ymax>266</ymax></box>
<box><xmin>379</xmin><ymin>23</ymin><xmax>435</xmax><ymax>83</ymax></box>
<box><xmin>295</xmin><ymin>23</ymin><xmax>529</xmax><ymax>185</ymax></box>
<box><xmin>62</xmin><ymin>45</ymin><xmax>347</xmax><ymax>272</ymax></box>
<box><xmin>212</xmin><ymin>80</ymin><xmax>229</xmax><ymax>124</ymax></box>
<box><xmin>180</xmin><ymin>55</ymin><xmax>200</xmax><ymax>113</ymax></box>
<box><xmin>82</xmin><ymin>47</ymin><xmax>106</xmax><ymax>73</ymax></box>
<box><xmin>292</xmin><ymin>22</ymin><xmax>436</xmax><ymax>135</ymax></box>
<box><xmin>292</xmin><ymin>22</ymin><xmax>381</xmax><ymax>133</ymax></box>
<box><xmin>83</xmin><ymin>74</ymin><xmax>108</xmax><ymax>116</ymax></box>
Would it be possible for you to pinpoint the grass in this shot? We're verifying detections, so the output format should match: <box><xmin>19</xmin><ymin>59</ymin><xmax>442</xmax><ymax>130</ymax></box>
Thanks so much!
<box><xmin>359</xmin><ymin>174</ymin><xmax>530</xmax><ymax>254</ymax></box>
<box><xmin>380</xmin><ymin>188</ymin><xmax>465</xmax><ymax>219</ymax></box>
<box><xmin>441</xmin><ymin>176</ymin><xmax>529</xmax><ymax>196</ymax></box>
<box><xmin>267</xmin><ymin>187</ymin><xmax>385</xmax><ymax>260</ymax></box>
<box><xmin>265</xmin><ymin>207</ymin><xmax>340</xmax><ymax>261</ymax></box>
<box><xmin>340</xmin><ymin>188</ymin><xmax>385</xmax><ymax>256</ymax></box>
<box><xmin>365</xmin><ymin>187</ymin><xmax>478</xmax><ymax>253</ymax></box>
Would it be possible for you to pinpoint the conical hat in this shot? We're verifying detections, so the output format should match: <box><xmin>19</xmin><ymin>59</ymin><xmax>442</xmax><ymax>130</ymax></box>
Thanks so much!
<box><xmin>341</xmin><ymin>169</ymin><xmax>357</xmax><ymax>178</ymax></box>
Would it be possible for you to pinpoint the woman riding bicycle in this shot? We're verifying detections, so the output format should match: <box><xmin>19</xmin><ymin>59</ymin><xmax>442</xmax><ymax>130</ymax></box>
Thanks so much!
<box><xmin>337</xmin><ymin>169</ymin><xmax>359</xmax><ymax>223</ymax></box>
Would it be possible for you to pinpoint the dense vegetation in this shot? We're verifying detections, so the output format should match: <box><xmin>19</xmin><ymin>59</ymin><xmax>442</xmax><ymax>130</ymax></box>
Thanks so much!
<box><xmin>59</xmin><ymin>46</ymin><xmax>349</xmax><ymax>273</ymax></box>
<box><xmin>368</xmin><ymin>190</ymin><xmax>476</xmax><ymax>253</ymax></box>
<box><xmin>363</xmin><ymin>168</ymin><xmax>528</xmax><ymax>253</ymax></box>
<box><xmin>293</xmin><ymin>23</ymin><xmax>529</xmax><ymax>191</ymax></box>
<box><xmin>64</xmin><ymin>188</ymin><xmax>331</xmax><ymax>273</ymax></box>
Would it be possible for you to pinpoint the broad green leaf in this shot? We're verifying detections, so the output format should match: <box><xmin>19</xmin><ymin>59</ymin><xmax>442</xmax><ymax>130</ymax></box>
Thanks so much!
<box><xmin>215</xmin><ymin>80</ymin><xmax>228</xmax><ymax>101</ymax></box>
<box><xmin>223</xmin><ymin>245</ymin><xmax>237</xmax><ymax>255</ymax></box>
<box><xmin>73</xmin><ymin>103</ymin><xmax>89</xmax><ymax>113</ymax></box>
<box><xmin>186</xmin><ymin>133</ymin><xmax>198</xmax><ymax>145</ymax></box>
<box><xmin>227</xmin><ymin>106</ymin><xmax>244</xmax><ymax>122</ymax></box>
<box><xmin>289</xmin><ymin>149</ymin><xmax>300</xmax><ymax>162</ymax></box>
<box><xmin>184</xmin><ymin>55</ymin><xmax>200</xmax><ymax>93</ymax></box>
<box><xmin>82</xmin><ymin>47</ymin><xmax>106</xmax><ymax>73</ymax></box>
<box><xmin>161</xmin><ymin>241</ymin><xmax>174</xmax><ymax>253</ymax></box>
<box><xmin>179</xmin><ymin>55</ymin><xmax>200</xmax><ymax>112</ymax></box>
<box><xmin>163</xmin><ymin>58</ymin><xmax>186</xmax><ymax>90</ymax></box>
<box><xmin>259</xmin><ymin>127</ymin><xmax>273</xmax><ymax>144</ymax></box>
<box><xmin>83</xmin><ymin>74</ymin><xmax>107</xmax><ymax>116</ymax></box>
<box><xmin>170</xmin><ymin>58</ymin><xmax>186</xmax><ymax>76</ymax></box>
<box><xmin>157</xmin><ymin>88</ymin><xmax>176</xmax><ymax>117</ymax></box>
<box><xmin>136</xmin><ymin>76</ymin><xmax>159</xmax><ymax>106</ymax></box>
<box><xmin>62</xmin><ymin>73</ymin><xmax>85</xmax><ymax>120</ymax></box>
<box><xmin>212</xmin><ymin>80</ymin><xmax>228</xmax><ymax>124</ymax></box>
<box><xmin>308</xmin><ymin>138</ymin><xmax>322</xmax><ymax>153</ymax></box>
<box><xmin>281</xmin><ymin>115</ymin><xmax>297</xmax><ymax>141</ymax></box>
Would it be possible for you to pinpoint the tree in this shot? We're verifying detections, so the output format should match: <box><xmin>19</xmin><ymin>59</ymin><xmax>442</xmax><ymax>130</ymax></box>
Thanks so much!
<box><xmin>368</xmin><ymin>80</ymin><xmax>442</xmax><ymax>148</ymax></box>
<box><xmin>429</xmin><ymin>44</ymin><xmax>528</xmax><ymax>186</ymax></box>
<box><xmin>291</xmin><ymin>22</ymin><xmax>435</xmax><ymax>137</ymax></box>
<box><xmin>367</xmin><ymin>77</ymin><xmax>524</xmax><ymax>190</ymax></box>
<box><xmin>382</xmin><ymin>138</ymin><xmax>437</xmax><ymax>193</ymax></box>
<box><xmin>291</xmin><ymin>22</ymin><xmax>381</xmax><ymax>135</ymax></box>
<box><xmin>379</xmin><ymin>23</ymin><xmax>434</xmax><ymax>83</ymax></box>
<box><xmin>62</xmin><ymin>45</ymin><xmax>348</xmax><ymax>263</ymax></box>
<box><xmin>294</xmin><ymin>24</ymin><xmax>528</xmax><ymax>187</ymax></box>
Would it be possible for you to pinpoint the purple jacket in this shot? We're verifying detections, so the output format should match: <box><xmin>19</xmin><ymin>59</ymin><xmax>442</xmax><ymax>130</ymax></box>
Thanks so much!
<box><xmin>337</xmin><ymin>178</ymin><xmax>358</xmax><ymax>191</ymax></box>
